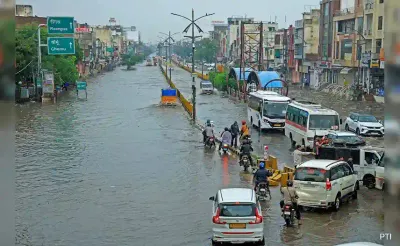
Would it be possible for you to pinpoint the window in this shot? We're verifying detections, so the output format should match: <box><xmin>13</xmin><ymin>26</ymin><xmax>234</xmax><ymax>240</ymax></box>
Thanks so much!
<box><xmin>286</xmin><ymin>106</ymin><xmax>309</xmax><ymax>128</ymax></box>
<box><xmin>342</xmin><ymin>164</ymin><xmax>353</xmax><ymax>176</ymax></box>
<box><xmin>379</xmin><ymin>0</ymin><xmax>384</xmax><ymax>3</ymax></box>
<box><xmin>358</xmin><ymin>115</ymin><xmax>378</xmax><ymax>122</ymax></box>
<box><xmin>330</xmin><ymin>166</ymin><xmax>345</xmax><ymax>181</ymax></box>
<box><xmin>378</xmin><ymin>16</ymin><xmax>383</xmax><ymax>30</ymax></box>
<box><xmin>263</xmin><ymin>101</ymin><xmax>288</xmax><ymax>119</ymax></box>
<box><xmin>248</xmin><ymin>96</ymin><xmax>261</xmax><ymax>111</ymax></box>
<box><xmin>364</xmin><ymin>152</ymin><xmax>380</xmax><ymax>165</ymax></box>
<box><xmin>219</xmin><ymin>203</ymin><xmax>256</xmax><ymax>217</ymax></box>
<box><xmin>309</xmin><ymin>115</ymin><xmax>340</xmax><ymax>130</ymax></box>
<box><xmin>294</xmin><ymin>167</ymin><xmax>328</xmax><ymax>182</ymax></box>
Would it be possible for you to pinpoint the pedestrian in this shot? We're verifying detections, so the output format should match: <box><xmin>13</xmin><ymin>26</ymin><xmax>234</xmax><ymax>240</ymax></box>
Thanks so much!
<box><xmin>230</xmin><ymin>121</ymin><xmax>240</xmax><ymax>148</ymax></box>
<box><xmin>314</xmin><ymin>137</ymin><xmax>322</xmax><ymax>159</ymax></box>
<box><xmin>347</xmin><ymin>157</ymin><xmax>354</xmax><ymax>171</ymax></box>
<box><xmin>293</xmin><ymin>145</ymin><xmax>314</xmax><ymax>168</ymax></box>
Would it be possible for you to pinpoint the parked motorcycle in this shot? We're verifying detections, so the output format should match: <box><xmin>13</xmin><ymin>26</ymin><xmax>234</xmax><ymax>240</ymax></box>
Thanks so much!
<box><xmin>240</xmin><ymin>155</ymin><xmax>251</xmax><ymax>171</ymax></box>
<box><xmin>256</xmin><ymin>182</ymin><xmax>270</xmax><ymax>200</ymax></box>
<box><xmin>282</xmin><ymin>204</ymin><xmax>295</xmax><ymax>226</ymax></box>
<box><xmin>205</xmin><ymin>137</ymin><xmax>216</xmax><ymax>148</ymax></box>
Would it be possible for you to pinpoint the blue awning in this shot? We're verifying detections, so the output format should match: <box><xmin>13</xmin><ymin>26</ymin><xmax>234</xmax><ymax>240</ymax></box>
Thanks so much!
<box><xmin>256</xmin><ymin>71</ymin><xmax>283</xmax><ymax>88</ymax></box>
<box><xmin>231</xmin><ymin>67</ymin><xmax>253</xmax><ymax>80</ymax></box>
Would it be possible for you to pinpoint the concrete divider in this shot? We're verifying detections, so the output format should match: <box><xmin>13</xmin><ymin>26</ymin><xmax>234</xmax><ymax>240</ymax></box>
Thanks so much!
<box><xmin>159</xmin><ymin>63</ymin><xmax>193</xmax><ymax>117</ymax></box>
<box><xmin>172</xmin><ymin>60</ymin><xmax>210</xmax><ymax>81</ymax></box>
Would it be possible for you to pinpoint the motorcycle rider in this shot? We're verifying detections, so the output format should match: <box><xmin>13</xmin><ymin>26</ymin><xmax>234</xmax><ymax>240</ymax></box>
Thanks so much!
<box><xmin>253</xmin><ymin>162</ymin><xmax>272</xmax><ymax>191</ymax></box>
<box><xmin>280</xmin><ymin>180</ymin><xmax>302</xmax><ymax>225</ymax></box>
<box><xmin>219</xmin><ymin>127</ymin><xmax>232</xmax><ymax>150</ymax></box>
<box><xmin>203</xmin><ymin>120</ymin><xmax>214</xmax><ymax>144</ymax></box>
<box><xmin>240</xmin><ymin>120</ymin><xmax>250</xmax><ymax>141</ymax></box>
<box><xmin>239</xmin><ymin>139</ymin><xmax>254</xmax><ymax>166</ymax></box>
<box><xmin>230</xmin><ymin>121</ymin><xmax>240</xmax><ymax>148</ymax></box>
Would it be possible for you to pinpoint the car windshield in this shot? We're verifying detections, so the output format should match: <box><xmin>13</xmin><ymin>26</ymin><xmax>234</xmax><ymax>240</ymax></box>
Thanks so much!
<box><xmin>202</xmin><ymin>83</ymin><xmax>212</xmax><ymax>88</ymax></box>
<box><xmin>358</xmin><ymin>115</ymin><xmax>378</xmax><ymax>122</ymax></box>
<box><xmin>294</xmin><ymin>167</ymin><xmax>328</xmax><ymax>182</ymax></box>
<box><xmin>337</xmin><ymin>135</ymin><xmax>362</xmax><ymax>142</ymax></box>
<box><xmin>309</xmin><ymin>115</ymin><xmax>339</xmax><ymax>130</ymax></box>
<box><xmin>219</xmin><ymin>203</ymin><xmax>256</xmax><ymax>217</ymax></box>
<box><xmin>263</xmin><ymin>101</ymin><xmax>289</xmax><ymax>118</ymax></box>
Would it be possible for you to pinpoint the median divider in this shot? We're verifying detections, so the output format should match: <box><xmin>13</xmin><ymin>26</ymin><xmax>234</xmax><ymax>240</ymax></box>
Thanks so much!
<box><xmin>172</xmin><ymin>60</ymin><xmax>209</xmax><ymax>81</ymax></box>
<box><xmin>159</xmin><ymin>62</ymin><xmax>193</xmax><ymax>117</ymax></box>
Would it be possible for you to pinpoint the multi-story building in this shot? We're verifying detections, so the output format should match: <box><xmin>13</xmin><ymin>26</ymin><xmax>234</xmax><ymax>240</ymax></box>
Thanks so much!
<box><xmin>303</xmin><ymin>9</ymin><xmax>321</xmax><ymax>87</ymax></box>
<box><xmin>263</xmin><ymin>22</ymin><xmax>278</xmax><ymax>69</ymax></box>
<box><xmin>287</xmin><ymin>25</ymin><xmax>295</xmax><ymax>82</ymax></box>
<box><xmin>294</xmin><ymin>19</ymin><xmax>304</xmax><ymax>83</ymax></box>
<box><xmin>362</xmin><ymin>0</ymin><xmax>385</xmax><ymax>96</ymax></box>
<box><xmin>210</xmin><ymin>23</ymin><xmax>228</xmax><ymax>61</ymax></box>
<box><xmin>274</xmin><ymin>29</ymin><xmax>286</xmax><ymax>70</ymax></box>
<box><xmin>226</xmin><ymin>16</ymin><xmax>254</xmax><ymax>66</ymax></box>
<box><xmin>318</xmin><ymin>0</ymin><xmax>341</xmax><ymax>83</ymax></box>
<box><xmin>94</xmin><ymin>26</ymin><xmax>113</xmax><ymax>57</ymax></box>
<box><xmin>332</xmin><ymin>0</ymin><xmax>364</xmax><ymax>86</ymax></box>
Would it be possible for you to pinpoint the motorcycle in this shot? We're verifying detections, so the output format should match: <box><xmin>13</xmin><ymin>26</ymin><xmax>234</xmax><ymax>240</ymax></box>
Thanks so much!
<box><xmin>282</xmin><ymin>204</ymin><xmax>296</xmax><ymax>226</ymax></box>
<box><xmin>205</xmin><ymin>136</ymin><xmax>215</xmax><ymax>148</ymax></box>
<box><xmin>240</xmin><ymin>155</ymin><xmax>251</xmax><ymax>171</ymax></box>
<box><xmin>256</xmin><ymin>182</ymin><xmax>271</xmax><ymax>200</ymax></box>
<box><xmin>221</xmin><ymin>143</ymin><xmax>229</xmax><ymax>154</ymax></box>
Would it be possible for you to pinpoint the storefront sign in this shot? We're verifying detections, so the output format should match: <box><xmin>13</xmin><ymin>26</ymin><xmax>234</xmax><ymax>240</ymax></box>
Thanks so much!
<box><xmin>370</xmin><ymin>59</ymin><xmax>380</xmax><ymax>68</ymax></box>
<box><xmin>344</xmin><ymin>53</ymin><xmax>352</xmax><ymax>61</ymax></box>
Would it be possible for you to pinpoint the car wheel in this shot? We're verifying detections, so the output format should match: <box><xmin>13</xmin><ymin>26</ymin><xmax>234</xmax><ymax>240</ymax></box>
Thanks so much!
<box><xmin>211</xmin><ymin>240</ymin><xmax>219</xmax><ymax>246</ymax></box>
<box><xmin>258</xmin><ymin>237</ymin><xmax>265</xmax><ymax>245</ymax></box>
<box><xmin>345</xmin><ymin>124</ymin><xmax>349</xmax><ymax>131</ymax></box>
<box><xmin>333</xmin><ymin>194</ymin><xmax>341</xmax><ymax>211</ymax></box>
<box><xmin>302</xmin><ymin>139</ymin><xmax>305</xmax><ymax>147</ymax></box>
<box><xmin>290</xmin><ymin>133</ymin><xmax>295</xmax><ymax>147</ymax></box>
<box><xmin>251</xmin><ymin>117</ymin><xmax>254</xmax><ymax>127</ymax></box>
<box><xmin>352</xmin><ymin>190</ymin><xmax>358</xmax><ymax>199</ymax></box>
<box><xmin>365</xmin><ymin>176</ymin><xmax>376</xmax><ymax>189</ymax></box>
<box><xmin>258</xmin><ymin>121</ymin><xmax>261</xmax><ymax>130</ymax></box>
<box><xmin>356</xmin><ymin>128</ymin><xmax>360</xmax><ymax>135</ymax></box>
<box><xmin>355</xmin><ymin>181</ymin><xmax>360</xmax><ymax>191</ymax></box>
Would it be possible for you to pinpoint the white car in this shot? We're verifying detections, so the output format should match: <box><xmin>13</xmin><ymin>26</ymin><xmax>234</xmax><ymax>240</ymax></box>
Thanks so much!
<box><xmin>344</xmin><ymin>113</ymin><xmax>384</xmax><ymax>136</ymax></box>
<box><xmin>294</xmin><ymin>159</ymin><xmax>358</xmax><ymax>211</ymax></box>
<box><xmin>207</xmin><ymin>67</ymin><xmax>215</xmax><ymax>71</ymax></box>
<box><xmin>209</xmin><ymin>188</ymin><xmax>264</xmax><ymax>245</ymax></box>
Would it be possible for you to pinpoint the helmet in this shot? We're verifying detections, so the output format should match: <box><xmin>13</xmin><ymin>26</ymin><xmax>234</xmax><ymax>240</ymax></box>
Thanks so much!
<box><xmin>224</xmin><ymin>127</ymin><xmax>229</xmax><ymax>131</ymax></box>
<box><xmin>206</xmin><ymin>119</ymin><xmax>211</xmax><ymax>124</ymax></box>
<box><xmin>287</xmin><ymin>180</ymin><xmax>293</xmax><ymax>187</ymax></box>
<box><xmin>259</xmin><ymin>162</ymin><xmax>265</xmax><ymax>169</ymax></box>
<box><xmin>242</xmin><ymin>120</ymin><xmax>246</xmax><ymax>125</ymax></box>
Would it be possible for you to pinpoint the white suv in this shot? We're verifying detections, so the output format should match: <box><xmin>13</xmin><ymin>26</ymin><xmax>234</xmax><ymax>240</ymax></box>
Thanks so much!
<box><xmin>294</xmin><ymin>160</ymin><xmax>358</xmax><ymax>211</ymax></box>
<box><xmin>209</xmin><ymin>188</ymin><xmax>264</xmax><ymax>245</ymax></box>
<box><xmin>344</xmin><ymin>113</ymin><xmax>384</xmax><ymax>136</ymax></box>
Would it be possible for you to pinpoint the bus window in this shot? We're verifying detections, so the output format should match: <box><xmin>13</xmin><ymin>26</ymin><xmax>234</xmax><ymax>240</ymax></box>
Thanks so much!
<box><xmin>309</xmin><ymin>115</ymin><xmax>339</xmax><ymax>130</ymax></box>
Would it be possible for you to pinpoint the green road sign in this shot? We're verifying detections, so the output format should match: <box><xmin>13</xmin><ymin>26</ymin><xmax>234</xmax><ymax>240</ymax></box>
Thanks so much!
<box><xmin>76</xmin><ymin>81</ymin><xmax>87</xmax><ymax>90</ymax></box>
<box><xmin>47</xmin><ymin>16</ymin><xmax>75</xmax><ymax>34</ymax></box>
<box><xmin>106</xmin><ymin>47</ymin><xmax>114</xmax><ymax>52</ymax></box>
<box><xmin>47</xmin><ymin>37</ymin><xmax>75</xmax><ymax>55</ymax></box>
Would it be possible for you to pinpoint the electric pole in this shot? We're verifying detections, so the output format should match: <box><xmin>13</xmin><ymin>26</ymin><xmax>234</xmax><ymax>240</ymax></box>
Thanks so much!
<box><xmin>171</xmin><ymin>10</ymin><xmax>215</xmax><ymax>121</ymax></box>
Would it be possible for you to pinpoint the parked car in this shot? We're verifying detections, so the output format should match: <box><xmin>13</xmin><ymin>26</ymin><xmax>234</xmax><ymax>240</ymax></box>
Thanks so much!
<box><xmin>294</xmin><ymin>159</ymin><xmax>358</xmax><ymax>211</ymax></box>
<box><xmin>207</xmin><ymin>67</ymin><xmax>214</xmax><ymax>71</ymax></box>
<box><xmin>344</xmin><ymin>113</ymin><xmax>384</xmax><ymax>136</ymax></box>
<box><xmin>326</xmin><ymin>130</ymin><xmax>366</xmax><ymax>147</ymax></box>
<box><xmin>209</xmin><ymin>188</ymin><xmax>264</xmax><ymax>245</ymax></box>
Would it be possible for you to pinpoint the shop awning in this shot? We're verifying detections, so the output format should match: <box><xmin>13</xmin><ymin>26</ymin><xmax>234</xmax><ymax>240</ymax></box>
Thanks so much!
<box><xmin>340</xmin><ymin>67</ymin><xmax>352</xmax><ymax>74</ymax></box>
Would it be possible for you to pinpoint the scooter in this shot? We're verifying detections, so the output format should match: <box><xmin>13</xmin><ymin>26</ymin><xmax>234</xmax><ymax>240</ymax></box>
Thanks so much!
<box><xmin>221</xmin><ymin>143</ymin><xmax>229</xmax><ymax>154</ymax></box>
<box><xmin>256</xmin><ymin>182</ymin><xmax>271</xmax><ymax>200</ymax></box>
<box><xmin>240</xmin><ymin>155</ymin><xmax>250</xmax><ymax>171</ymax></box>
<box><xmin>282</xmin><ymin>204</ymin><xmax>296</xmax><ymax>226</ymax></box>
<box><xmin>205</xmin><ymin>136</ymin><xmax>216</xmax><ymax>148</ymax></box>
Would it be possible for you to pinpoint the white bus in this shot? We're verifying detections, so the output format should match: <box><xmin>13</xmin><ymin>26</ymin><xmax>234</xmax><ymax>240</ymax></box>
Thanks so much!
<box><xmin>247</xmin><ymin>91</ymin><xmax>291</xmax><ymax>130</ymax></box>
<box><xmin>285</xmin><ymin>101</ymin><xmax>342</xmax><ymax>148</ymax></box>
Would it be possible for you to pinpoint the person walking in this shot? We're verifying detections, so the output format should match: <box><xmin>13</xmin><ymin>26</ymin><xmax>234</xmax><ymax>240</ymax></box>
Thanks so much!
<box><xmin>293</xmin><ymin>145</ymin><xmax>314</xmax><ymax>168</ymax></box>
<box><xmin>230</xmin><ymin>121</ymin><xmax>240</xmax><ymax>148</ymax></box>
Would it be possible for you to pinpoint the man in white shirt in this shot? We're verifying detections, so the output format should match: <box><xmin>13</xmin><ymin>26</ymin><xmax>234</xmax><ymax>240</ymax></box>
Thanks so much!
<box><xmin>293</xmin><ymin>145</ymin><xmax>314</xmax><ymax>168</ymax></box>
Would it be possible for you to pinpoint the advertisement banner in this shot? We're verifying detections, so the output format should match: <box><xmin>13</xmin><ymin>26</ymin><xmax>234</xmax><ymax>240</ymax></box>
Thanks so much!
<box><xmin>42</xmin><ymin>72</ymin><xmax>54</xmax><ymax>94</ymax></box>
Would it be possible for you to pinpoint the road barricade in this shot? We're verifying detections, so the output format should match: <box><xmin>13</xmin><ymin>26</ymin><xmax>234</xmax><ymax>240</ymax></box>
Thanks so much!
<box><xmin>172</xmin><ymin>60</ymin><xmax>210</xmax><ymax>81</ymax></box>
<box><xmin>159</xmin><ymin>63</ymin><xmax>193</xmax><ymax>117</ymax></box>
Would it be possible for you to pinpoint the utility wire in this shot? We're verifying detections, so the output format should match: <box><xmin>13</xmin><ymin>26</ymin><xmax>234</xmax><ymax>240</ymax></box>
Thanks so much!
<box><xmin>15</xmin><ymin>60</ymin><xmax>33</xmax><ymax>75</ymax></box>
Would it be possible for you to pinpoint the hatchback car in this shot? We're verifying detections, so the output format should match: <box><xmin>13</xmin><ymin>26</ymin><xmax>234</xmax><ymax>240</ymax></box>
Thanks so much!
<box><xmin>294</xmin><ymin>160</ymin><xmax>358</xmax><ymax>211</ymax></box>
<box><xmin>326</xmin><ymin>131</ymin><xmax>366</xmax><ymax>146</ymax></box>
<box><xmin>209</xmin><ymin>188</ymin><xmax>264</xmax><ymax>245</ymax></box>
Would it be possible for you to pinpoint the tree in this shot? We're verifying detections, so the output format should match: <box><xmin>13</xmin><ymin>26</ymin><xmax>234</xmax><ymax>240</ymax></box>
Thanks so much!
<box><xmin>16</xmin><ymin>24</ymin><xmax>82</xmax><ymax>85</ymax></box>
<box><xmin>195</xmin><ymin>38</ymin><xmax>218</xmax><ymax>63</ymax></box>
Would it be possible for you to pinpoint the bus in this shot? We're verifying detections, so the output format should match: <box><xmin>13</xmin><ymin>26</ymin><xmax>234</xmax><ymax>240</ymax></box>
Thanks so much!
<box><xmin>285</xmin><ymin>101</ymin><xmax>342</xmax><ymax>149</ymax></box>
<box><xmin>247</xmin><ymin>91</ymin><xmax>291</xmax><ymax>130</ymax></box>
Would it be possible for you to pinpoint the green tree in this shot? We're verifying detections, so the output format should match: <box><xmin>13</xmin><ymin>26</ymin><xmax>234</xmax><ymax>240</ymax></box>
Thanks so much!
<box><xmin>195</xmin><ymin>38</ymin><xmax>218</xmax><ymax>63</ymax></box>
<box><xmin>16</xmin><ymin>24</ymin><xmax>82</xmax><ymax>85</ymax></box>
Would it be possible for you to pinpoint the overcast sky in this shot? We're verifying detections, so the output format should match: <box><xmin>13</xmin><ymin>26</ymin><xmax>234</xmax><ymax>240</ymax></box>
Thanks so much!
<box><xmin>17</xmin><ymin>0</ymin><xmax>321</xmax><ymax>43</ymax></box>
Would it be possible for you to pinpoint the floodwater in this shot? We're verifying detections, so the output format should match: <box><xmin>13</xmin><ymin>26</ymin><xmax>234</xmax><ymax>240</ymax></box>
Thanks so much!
<box><xmin>15</xmin><ymin>63</ymin><xmax>383</xmax><ymax>246</ymax></box>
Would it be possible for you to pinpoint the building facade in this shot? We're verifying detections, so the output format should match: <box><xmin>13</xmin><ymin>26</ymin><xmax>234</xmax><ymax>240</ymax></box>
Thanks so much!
<box><xmin>303</xmin><ymin>9</ymin><xmax>321</xmax><ymax>87</ymax></box>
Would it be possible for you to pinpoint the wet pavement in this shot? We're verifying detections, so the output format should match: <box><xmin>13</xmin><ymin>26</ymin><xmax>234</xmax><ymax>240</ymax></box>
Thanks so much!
<box><xmin>15</xmin><ymin>63</ymin><xmax>383</xmax><ymax>246</ymax></box>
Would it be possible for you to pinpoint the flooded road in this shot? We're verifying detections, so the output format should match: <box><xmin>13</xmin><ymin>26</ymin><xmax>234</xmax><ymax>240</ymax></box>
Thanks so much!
<box><xmin>16</xmin><ymin>64</ymin><xmax>383</xmax><ymax>246</ymax></box>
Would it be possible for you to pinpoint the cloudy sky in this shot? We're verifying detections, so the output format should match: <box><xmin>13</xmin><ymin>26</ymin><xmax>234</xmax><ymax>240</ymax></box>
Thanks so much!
<box><xmin>17</xmin><ymin>0</ymin><xmax>320</xmax><ymax>43</ymax></box>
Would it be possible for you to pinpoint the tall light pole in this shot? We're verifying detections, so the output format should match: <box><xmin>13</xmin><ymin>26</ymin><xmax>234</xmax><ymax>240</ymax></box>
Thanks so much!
<box><xmin>171</xmin><ymin>10</ymin><xmax>215</xmax><ymax>121</ymax></box>
<box><xmin>159</xmin><ymin>31</ymin><xmax>179</xmax><ymax>80</ymax></box>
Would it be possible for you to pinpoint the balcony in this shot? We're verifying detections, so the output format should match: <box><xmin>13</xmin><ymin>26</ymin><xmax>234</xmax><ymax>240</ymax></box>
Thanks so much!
<box><xmin>333</xmin><ymin>7</ymin><xmax>355</xmax><ymax>21</ymax></box>
<box><xmin>364</xmin><ymin>2</ymin><xmax>374</xmax><ymax>14</ymax></box>
<box><xmin>363</xmin><ymin>29</ymin><xmax>373</xmax><ymax>39</ymax></box>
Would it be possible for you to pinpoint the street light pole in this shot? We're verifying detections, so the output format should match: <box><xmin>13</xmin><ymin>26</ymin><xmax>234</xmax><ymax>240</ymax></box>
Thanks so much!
<box><xmin>171</xmin><ymin>10</ymin><xmax>215</xmax><ymax>121</ymax></box>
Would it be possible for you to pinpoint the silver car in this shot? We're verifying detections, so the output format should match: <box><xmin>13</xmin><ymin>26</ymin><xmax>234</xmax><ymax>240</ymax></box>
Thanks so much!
<box><xmin>209</xmin><ymin>188</ymin><xmax>264</xmax><ymax>245</ymax></box>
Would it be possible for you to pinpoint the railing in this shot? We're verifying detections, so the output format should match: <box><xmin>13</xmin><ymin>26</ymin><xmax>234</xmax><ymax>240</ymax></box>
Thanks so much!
<box><xmin>364</xmin><ymin>29</ymin><xmax>372</xmax><ymax>36</ymax></box>
<box><xmin>334</xmin><ymin>7</ymin><xmax>355</xmax><ymax>17</ymax></box>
